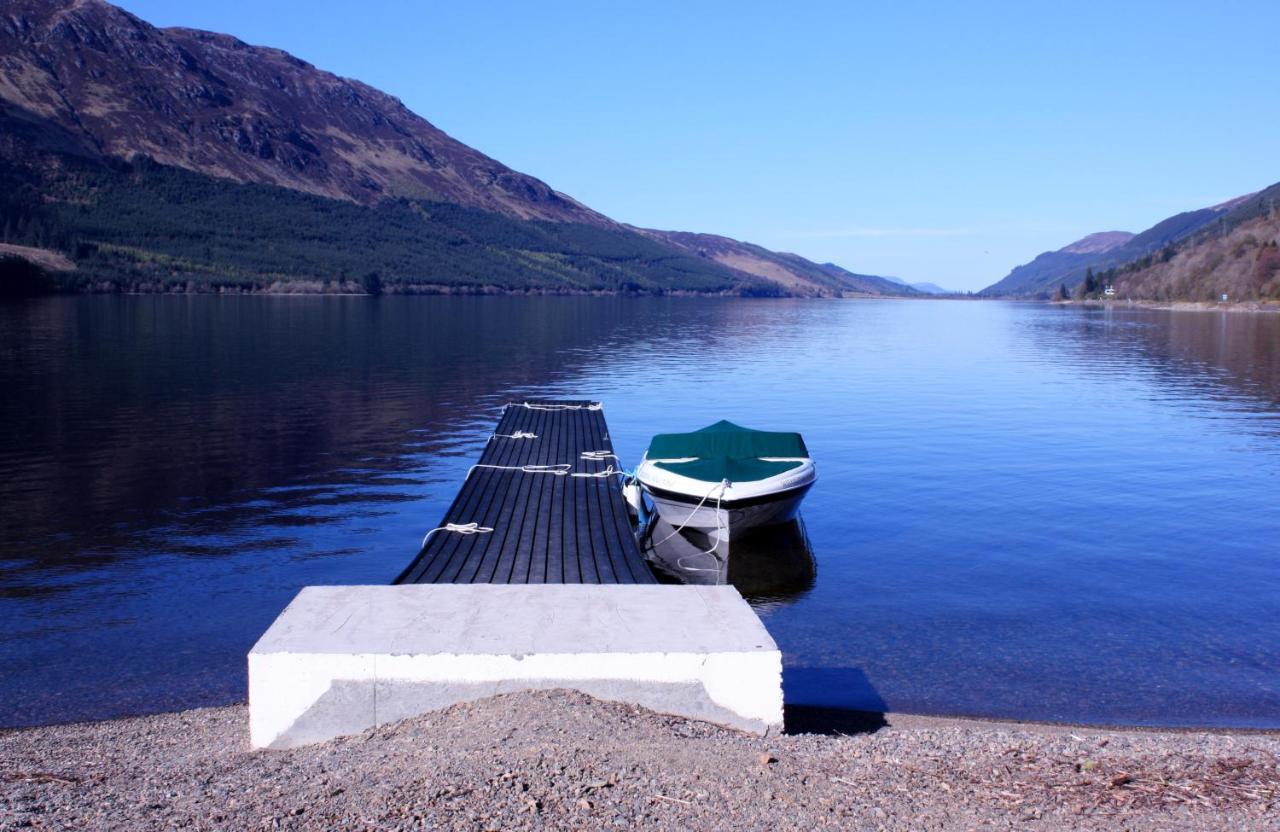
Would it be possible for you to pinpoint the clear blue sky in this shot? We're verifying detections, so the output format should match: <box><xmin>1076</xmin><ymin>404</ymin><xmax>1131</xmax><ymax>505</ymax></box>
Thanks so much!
<box><xmin>119</xmin><ymin>0</ymin><xmax>1279</xmax><ymax>291</ymax></box>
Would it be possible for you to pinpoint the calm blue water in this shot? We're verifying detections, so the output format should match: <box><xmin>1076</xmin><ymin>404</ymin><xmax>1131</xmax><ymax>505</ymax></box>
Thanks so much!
<box><xmin>2</xmin><ymin>296</ymin><xmax>1279</xmax><ymax>728</ymax></box>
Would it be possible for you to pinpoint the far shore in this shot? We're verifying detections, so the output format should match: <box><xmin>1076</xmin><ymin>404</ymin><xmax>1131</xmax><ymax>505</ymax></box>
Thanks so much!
<box><xmin>1050</xmin><ymin>298</ymin><xmax>1280</xmax><ymax>313</ymax></box>
<box><xmin>7</xmin><ymin>282</ymin><xmax>1280</xmax><ymax>309</ymax></box>
<box><xmin>3</xmin><ymin>691</ymin><xmax>1277</xmax><ymax>830</ymax></box>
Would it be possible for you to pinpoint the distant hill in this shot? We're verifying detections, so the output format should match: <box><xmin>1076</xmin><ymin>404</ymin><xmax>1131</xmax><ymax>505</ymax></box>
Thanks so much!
<box><xmin>906</xmin><ymin>282</ymin><xmax>954</xmax><ymax>295</ymax></box>
<box><xmin>0</xmin><ymin>0</ymin><xmax>913</xmax><ymax>297</ymax></box>
<box><xmin>630</xmin><ymin>232</ymin><xmax>915</xmax><ymax>296</ymax></box>
<box><xmin>881</xmin><ymin>275</ymin><xmax>954</xmax><ymax>295</ymax></box>
<box><xmin>980</xmin><ymin>196</ymin><xmax>1257</xmax><ymax>297</ymax></box>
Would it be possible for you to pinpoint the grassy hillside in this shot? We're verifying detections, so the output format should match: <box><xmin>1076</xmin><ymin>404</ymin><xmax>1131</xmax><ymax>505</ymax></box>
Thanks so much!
<box><xmin>1091</xmin><ymin>185</ymin><xmax>1280</xmax><ymax>302</ymax></box>
<box><xmin>980</xmin><ymin>207</ymin><xmax>1235</xmax><ymax>298</ymax></box>
<box><xmin>0</xmin><ymin>152</ymin><xmax>781</xmax><ymax>295</ymax></box>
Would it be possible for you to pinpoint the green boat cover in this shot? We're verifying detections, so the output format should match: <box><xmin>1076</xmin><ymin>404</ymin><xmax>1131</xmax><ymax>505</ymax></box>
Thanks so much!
<box><xmin>647</xmin><ymin>420</ymin><xmax>809</xmax><ymax>483</ymax></box>
<box><xmin>653</xmin><ymin>456</ymin><xmax>804</xmax><ymax>483</ymax></box>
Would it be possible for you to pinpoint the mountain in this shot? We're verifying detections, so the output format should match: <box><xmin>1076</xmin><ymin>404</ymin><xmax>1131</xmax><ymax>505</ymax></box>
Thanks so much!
<box><xmin>906</xmin><ymin>282</ymin><xmax>953</xmax><ymax>295</ymax></box>
<box><xmin>634</xmin><ymin>230</ymin><xmax>915</xmax><ymax>296</ymax></box>
<box><xmin>1097</xmin><ymin>184</ymin><xmax>1280</xmax><ymax>302</ymax></box>
<box><xmin>980</xmin><ymin>196</ymin><xmax>1257</xmax><ymax>297</ymax></box>
<box><xmin>1060</xmin><ymin>231</ymin><xmax>1135</xmax><ymax>255</ymax></box>
<box><xmin>881</xmin><ymin>275</ymin><xmax>953</xmax><ymax>295</ymax></box>
<box><xmin>814</xmin><ymin>262</ymin><xmax>921</xmax><ymax>297</ymax></box>
<box><xmin>0</xmin><ymin>0</ymin><xmax>912</xmax><ymax>297</ymax></box>
<box><xmin>979</xmin><ymin>232</ymin><xmax>1132</xmax><ymax>297</ymax></box>
<box><xmin>0</xmin><ymin>0</ymin><xmax>602</xmax><ymax>222</ymax></box>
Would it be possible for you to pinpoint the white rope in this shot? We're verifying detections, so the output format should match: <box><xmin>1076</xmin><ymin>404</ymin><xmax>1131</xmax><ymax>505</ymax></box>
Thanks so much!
<box><xmin>511</xmin><ymin>401</ymin><xmax>602</xmax><ymax>411</ymax></box>
<box><xmin>652</xmin><ymin>480</ymin><xmax>729</xmax><ymax>550</ymax></box>
<box><xmin>580</xmin><ymin>450</ymin><xmax>618</xmax><ymax>462</ymax></box>
<box><xmin>672</xmin><ymin>485</ymin><xmax>730</xmax><ymax>573</ymax></box>
<box><xmin>677</xmin><ymin>550</ymin><xmax>724</xmax><ymax>573</ymax></box>
<box><xmin>571</xmin><ymin>464</ymin><xmax>624</xmax><ymax>479</ymax></box>
<box><xmin>468</xmin><ymin>463</ymin><xmax>572</xmax><ymax>478</ymax></box>
<box><xmin>421</xmin><ymin>522</ymin><xmax>494</xmax><ymax>548</ymax></box>
<box><xmin>490</xmin><ymin>431</ymin><xmax>538</xmax><ymax>440</ymax></box>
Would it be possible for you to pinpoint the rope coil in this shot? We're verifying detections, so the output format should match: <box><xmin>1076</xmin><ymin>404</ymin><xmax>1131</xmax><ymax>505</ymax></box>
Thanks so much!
<box><xmin>421</xmin><ymin>521</ymin><xmax>494</xmax><ymax>548</ymax></box>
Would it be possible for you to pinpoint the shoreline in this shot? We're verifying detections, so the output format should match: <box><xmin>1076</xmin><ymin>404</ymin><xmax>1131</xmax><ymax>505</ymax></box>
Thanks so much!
<box><xmin>1051</xmin><ymin>298</ymin><xmax>1280</xmax><ymax>313</ymax></box>
<box><xmin>8</xmin><ymin>699</ymin><xmax>1280</xmax><ymax>738</ymax></box>
<box><xmin>11</xmin><ymin>286</ymin><xmax>1280</xmax><ymax>309</ymax></box>
<box><xmin>3</xmin><ymin>691</ymin><xmax>1277</xmax><ymax>830</ymax></box>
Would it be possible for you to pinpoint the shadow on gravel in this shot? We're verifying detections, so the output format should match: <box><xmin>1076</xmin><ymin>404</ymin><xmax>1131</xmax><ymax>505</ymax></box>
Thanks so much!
<box><xmin>784</xmin><ymin>704</ymin><xmax>888</xmax><ymax>736</ymax></box>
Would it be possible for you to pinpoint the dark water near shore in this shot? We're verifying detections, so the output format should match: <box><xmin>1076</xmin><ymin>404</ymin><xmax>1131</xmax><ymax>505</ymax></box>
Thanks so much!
<box><xmin>2</xmin><ymin>296</ymin><xmax>1279</xmax><ymax>729</ymax></box>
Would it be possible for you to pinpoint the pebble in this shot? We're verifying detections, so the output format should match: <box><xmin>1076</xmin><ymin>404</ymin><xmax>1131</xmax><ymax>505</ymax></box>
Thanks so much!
<box><xmin>0</xmin><ymin>689</ymin><xmax>1275</xmax><ymax>831</ymax></box>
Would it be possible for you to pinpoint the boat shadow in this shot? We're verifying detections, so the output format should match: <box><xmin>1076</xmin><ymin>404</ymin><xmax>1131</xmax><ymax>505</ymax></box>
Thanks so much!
<box><xmin>639</xmin><ymin>515</ymin><xmax>817</xmax><ymax>610</ymax></box>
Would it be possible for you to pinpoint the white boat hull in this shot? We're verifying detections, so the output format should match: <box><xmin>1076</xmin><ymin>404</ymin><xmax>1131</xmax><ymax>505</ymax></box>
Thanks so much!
<box><xmin>636</xmin><ymin>457</ymin><xmax>816</xmax><ymax>544</ymax></box>
<box><xmin>645</xmin><ymin>485</ymin><xmax>810</xmax><ymax>544</ymax></box>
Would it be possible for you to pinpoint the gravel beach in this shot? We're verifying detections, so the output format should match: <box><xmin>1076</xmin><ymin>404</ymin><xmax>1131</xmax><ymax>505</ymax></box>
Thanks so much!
<box><xmin>2</xmin><ymin>690</ymin><xmax>1277</xmax><ymax>831</ymax></box>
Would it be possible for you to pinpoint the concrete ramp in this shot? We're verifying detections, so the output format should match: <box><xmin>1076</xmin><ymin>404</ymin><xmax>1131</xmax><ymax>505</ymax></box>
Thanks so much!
<box><xmin>248</xmin><ymin>584</ymin><xmax>783</xmax><ymax>748</ymax></box>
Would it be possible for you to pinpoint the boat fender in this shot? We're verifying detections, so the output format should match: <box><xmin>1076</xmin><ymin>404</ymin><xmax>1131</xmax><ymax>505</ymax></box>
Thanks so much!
<box><xmin>622</xmin><ymin>480</ymin><xmax>642</xmax><ymax>517</ymax></box>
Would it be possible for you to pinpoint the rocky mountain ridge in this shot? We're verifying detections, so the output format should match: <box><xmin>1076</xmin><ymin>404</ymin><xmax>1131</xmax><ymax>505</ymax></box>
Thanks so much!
<box><xmin>0</xmin><ymin>0</ymin><xmax>603</xmax><ymax>222</ymax></box>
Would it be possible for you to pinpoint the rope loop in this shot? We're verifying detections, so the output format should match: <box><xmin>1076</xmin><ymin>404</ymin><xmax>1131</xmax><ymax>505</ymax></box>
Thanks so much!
<box><xmin>570</xmin><ymin>464</ymin><xmax>624</xmax><ymax>479</ymax></box>
<box><xmin>490</xmin><ymin>431</ymin><xmax>538</xmax><ymax>441</ymax></box>
<box><xmin>421</xmin><ymin>521</ymin><xmax>494</xmax><ymax>548</ymax></box>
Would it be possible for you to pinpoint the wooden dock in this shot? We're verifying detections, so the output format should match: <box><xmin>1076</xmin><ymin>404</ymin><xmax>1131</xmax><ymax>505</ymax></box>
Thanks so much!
<box><xmin>395</xmin><ymin>400</ymin><xmax>657</xmax><ymax>585</ymax></box>
<box><xmin>251</xmin><ymin>400</ymin><xmax>785</xmax><ymax>749</ymax></box>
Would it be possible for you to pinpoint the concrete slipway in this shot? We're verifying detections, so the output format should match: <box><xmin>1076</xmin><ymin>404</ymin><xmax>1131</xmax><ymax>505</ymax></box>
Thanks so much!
<box><xmin>248</xmin><ymin>402</ymin><xmax>784</xmax><ymax>749</ymax></box>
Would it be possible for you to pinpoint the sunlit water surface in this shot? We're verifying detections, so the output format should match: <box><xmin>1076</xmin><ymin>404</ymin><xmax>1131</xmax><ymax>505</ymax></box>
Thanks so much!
<box><xmin>2</xmin><ymin>296</ymin><xmax>1278</xmax><ymax>728</ymax></box>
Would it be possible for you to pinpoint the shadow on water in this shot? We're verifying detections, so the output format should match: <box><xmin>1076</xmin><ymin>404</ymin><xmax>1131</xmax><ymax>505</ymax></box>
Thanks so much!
<box><xmin>783</xmin><ymin>667</ymin><xmax>889</xmax><ymax>736</ymax></box>
<box><xmin>641</xmin><ymin>517</ymin><xmax>883</xmax><ymax>735</ymax></box>
<box><xmin>639</xmin><ymin>516</ymin><xmax>817</xmax><ymax>611</ymax></box>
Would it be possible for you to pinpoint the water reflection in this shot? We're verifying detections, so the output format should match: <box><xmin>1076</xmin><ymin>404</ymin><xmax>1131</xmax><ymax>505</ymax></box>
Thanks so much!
<box><xmin>1020</xmin><ymin>306</ymin><xmax>1280</xmax><ymax>415</ymax></box>
<box><xmin>2</xmin><ymin>297</ymin><xmax>1280</xmax><ymax>729</ymax></box>
<box><xmin>0</xmin><ymin>296</ymin><xmax>792</xmax><ymax>590</ymax></box>
<box><xmin>640</xmin><ymin>517</ymin><xmax>817</xmax><ymax>611</ymax></box>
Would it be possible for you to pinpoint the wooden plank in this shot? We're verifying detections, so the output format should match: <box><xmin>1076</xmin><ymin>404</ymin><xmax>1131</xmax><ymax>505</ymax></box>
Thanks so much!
<box><xmin>409</xmin><ymin>403</ymin><xmax>532</xmax><ymax>583</ymax></box>
<box><xmin>591</xmin><ymin>409</ymin><xmax>641</xmax><ymax>583</ymax></box>
<box><xmin>572</xmin><ymin>407</ymin><xmax>599</xmax><ymax>583</ymax></box>
<box><xmin>394</xmin><ymin>400</ymin><xmax>654</xmax><ymax>585</ymax></box>
<box><xmin>528</xmin><ymin>410</ymin><xmax>556</xmax><ymax>582</ymax></box>
<box><xmin>462</xmin><ymin>404</ymin><xmax>542</xmax><ymax>583</ymax></box>
<box><xmin>509</xmin><ymin>402</ymin><xmax>554</xmax><ymax>583</ymax></box>
<box><xmin>581</xmin><ymin>407</ymin><xmax>613</xmax><ymax>582</ymax></box>
<box><xmin>416</xmin><ymin>407</ymin><xmax>515</xmax><ymax>582</ymax></box>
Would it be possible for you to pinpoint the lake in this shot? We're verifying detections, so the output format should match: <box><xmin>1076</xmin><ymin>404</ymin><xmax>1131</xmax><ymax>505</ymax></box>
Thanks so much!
<box><xmin>2</xmin><ymin>296</ymin><xmax>1279</xmax><ymax>729</ymax></box>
